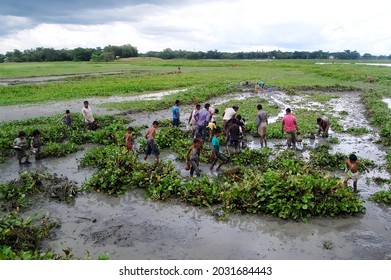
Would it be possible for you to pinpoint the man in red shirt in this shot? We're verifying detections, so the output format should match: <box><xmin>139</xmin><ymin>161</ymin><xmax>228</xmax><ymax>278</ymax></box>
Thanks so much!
<box><xmin>282</xmin><ymin>108</ymin><xmax>299</xmax><ymax>149</ymax></box>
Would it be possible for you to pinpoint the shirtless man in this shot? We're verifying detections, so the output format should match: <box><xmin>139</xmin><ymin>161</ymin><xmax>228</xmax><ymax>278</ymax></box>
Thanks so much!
<box><xmin>144</xmin><ymin>121</ymin><xmax>160</xmax><ymax>162</ymax></box>
<box><xmin>317</xmin><ymin>116</ymin><xmax>330</xmax><ymax>137</ymax></box>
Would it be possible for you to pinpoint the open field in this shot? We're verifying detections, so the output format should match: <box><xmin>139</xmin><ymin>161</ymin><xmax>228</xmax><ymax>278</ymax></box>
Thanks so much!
<box><xmin>1</xmin><ymin>59</ymin><xmax>391</xmax><ymax>106</ymax></box>
<box><xmin>1</xmin><ymin>59</ymin><xmax>391</xmax><ymax>260</ymax></box>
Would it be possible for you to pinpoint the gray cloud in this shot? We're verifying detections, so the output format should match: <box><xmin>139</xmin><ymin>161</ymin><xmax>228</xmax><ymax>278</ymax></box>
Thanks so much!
<box><xmin>0</xmin><ymin>0</ymin><xmax>184</xmax><ymax>33</ymax></box>
<box><xmin>0</xmin><ymin>0</ymin><xmax>389</xmax><ymax>55</ymax></box>
<box><xmin>2</xmin><ymin>0</ymin><xmax>169</xmax><ymax>17</ymax></box>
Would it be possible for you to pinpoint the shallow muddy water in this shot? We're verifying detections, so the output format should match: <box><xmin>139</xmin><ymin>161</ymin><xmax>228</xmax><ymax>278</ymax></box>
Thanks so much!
<box><xmin>0</xmin><ymin>71</ymin><xmax>136</xmax><ymax>86</ymax></box>
<box><xmin>1</xmin><ymin>89</ymin><xmax>391</xmax><ymax>260</ymax></box>
<box><xmin>0</xmin><ymin>89</ymin><xmax>185</xmax><ymax>123</ymax></box>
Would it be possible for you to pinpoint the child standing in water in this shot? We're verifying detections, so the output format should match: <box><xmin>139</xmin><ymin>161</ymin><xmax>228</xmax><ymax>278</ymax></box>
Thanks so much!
<box><xmin>144</xmin><ymin>121</ymin><xmax>160</xmax><ymax>163</ymax></box>
<box><xmin>343</xmin><ymin>153</ymin><xmax>369</xmax><ymax>192</ymax></box>
<box><xmin>30</xmin><ymin>129</ymin><xmax>44</xmax><ymax>160</ymax></box>
<box><xmin>13</xmin><ymin>131</ymin><xmax>30</xmax><ymax>164</ymax></box>
<box><xmin>186</xmin><ymin>138</ymin><xmax>202</xmax><ymax>177</ymax></box>
<box><xmin>124</xmin><ymin>127</ymin><xmax>134</xmax><ymax>151</ymax></box>
<box><xmin>210</xmin><ymin>128</ymin><xmax>228</xmax><ymax>172</ymax></box>
<box><xmin>63</xmin><ymin>110</ymin><xmax>72</xmax><ymax>126</ymax></box>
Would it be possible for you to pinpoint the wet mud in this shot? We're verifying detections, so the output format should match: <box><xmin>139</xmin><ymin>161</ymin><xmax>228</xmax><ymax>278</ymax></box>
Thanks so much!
<box><xmin>1</xmin><ymin>89</ymin><xmax>390</xmax><ymax>260</ymax></box>
<box><xmin>0</xmin><ymin>70</ymin><xmax>142</xmax><ymax>86</ymax></box>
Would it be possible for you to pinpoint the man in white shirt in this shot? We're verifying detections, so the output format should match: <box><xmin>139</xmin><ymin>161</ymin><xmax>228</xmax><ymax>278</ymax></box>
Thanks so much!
<box><xmin>82</xmin><ymin>100</ymin><xmax>99</xmax><ymax>130</ymax></box>
<box><xmin>223</xmin><ymin>105</ymin><xmax>239</xmax><ymax>130</ymax></box>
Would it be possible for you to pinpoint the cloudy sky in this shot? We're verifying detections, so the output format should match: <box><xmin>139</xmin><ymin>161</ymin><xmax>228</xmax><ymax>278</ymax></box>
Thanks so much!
<box><xmin>1</xmin><ymin>0</ymin><xmax>390</xmax><ymax>55</ymax></box>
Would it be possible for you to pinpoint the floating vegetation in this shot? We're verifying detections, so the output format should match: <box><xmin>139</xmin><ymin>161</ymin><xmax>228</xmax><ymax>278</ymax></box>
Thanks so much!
<box><xmin>0</xmin><ymin>171</ymin><xmax>78</xmax><ymax>211</ymax></box>
<box><xmin>371</xmin><ymin>189</ymin><xmax>391</xmax><ymax>205</ymax></box>
<box><xmin>345</xmin><ymin>127</ymin><xmax>371</xmax><ymax>135</ymax></box>
<box><xmin>80</xmin><ymin>145</ymin><xmax>366</xmax><ymax>222</ymax></box>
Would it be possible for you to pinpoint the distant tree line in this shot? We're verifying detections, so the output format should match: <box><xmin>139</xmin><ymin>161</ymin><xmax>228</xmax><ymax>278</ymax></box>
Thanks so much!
<box><xmin>142</xmin><ymin>48</ymin><xmax>391</xmax><ymax>60</ymax></box>
<box><xmin>1</xmin><ymin>45</ymin><xmax>390</xmax><ymax>62</ymax></box>
<box><xmin>0</xmin><ymin>44</ymin><xmax>138</xmax><ymax>63</ymax></box>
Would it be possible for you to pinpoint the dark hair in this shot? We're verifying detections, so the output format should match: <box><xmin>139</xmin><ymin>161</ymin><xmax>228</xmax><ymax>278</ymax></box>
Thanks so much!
<box><xmin>193</xmin><ymin>138</ymin><xmax>201</xmax><ymax>144</ymax></box>
<box><xmin>205</xmin><ymin>103</ymin><xmax>210</xmax><ymax>108</ymax></box>
<box><xmin>214</xmin><ymin>108</ymin><xmax>219</xmax><ymax>114</ymax></box>
<box><xmin>84</xmin><ymin>100</ymin><xmax>89</xmax><ymax>104</ymax></box>
<box><xmin>257</xmin><ymin>104</ymin><xmax>263</xmax><ymax>110</ymax></box>
<box><xmin>349</xmin><ymin>154</ymin><xmax>358</xmax><ymax>161</ymax></box>
<box><xmin>286</xmin><ymin>108</ymin><xmax>291</xmax><ymax>113</ymax></box>
<box><xmin>317</xmin><ymin>118</ymin><xmax>322</xmax><ymax>124</ymax></box>
<box><xmin>18</xmin><ymin>131</ymin><xmax>26</xmax><ymax>137</ymax></box>
<box><xmin>153</xmin><ymin>121</ymin><xmax>159</xmax><ymax>126</ymax></box>
<box><xmin>232</xmin><ymin>105</ymin><xmax>239</xmax><ymax>110</ymax></box>
<box><xmin>237</xmin><ymin>115</ymin><xmax>242</xmax><ymax>120</ymax></box>
<box><xmin>196</xmin><ymin>104</ymin><xmax>201</xmax><ymax>109</ymax></box>
<box><xmin>32</xmin><ymin>129</ymin><xmax>40</xmax><ymax>136</ymax></box>
<box><xmin>175</xmin><ymin>100</ymin><xmax>180</xmax><ymax>105</ymax></box>
<box><xmin>214</xmin><ymin>128</ymin><xmax>222</xmax><ymax>134</ymax></box>
<box><xmin>66</xmin><ymin>109</ymin><xmax>70</xmax><ymax>114</ymax></box>
<box><xmin>127</xmin><ymin>127</ymin><xmax>133</xmax><ymax>131</ymax></box>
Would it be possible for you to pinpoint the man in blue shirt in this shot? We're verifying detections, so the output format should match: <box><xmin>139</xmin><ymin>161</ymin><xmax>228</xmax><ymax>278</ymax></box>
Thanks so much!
<box><xmin>172</xmin><ymin>100</ymin><xmax>180</xmax><ymax>127</ymax></box>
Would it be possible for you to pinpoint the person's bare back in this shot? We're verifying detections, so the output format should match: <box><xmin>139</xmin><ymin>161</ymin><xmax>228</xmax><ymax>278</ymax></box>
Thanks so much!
<box><xmin>346</xmin><ymin>160</ymin><xmax>359</xmax><ymax>173</ymax></box>
<box><xmin>145</xmin><ymin>126</ymin><xmax>156</xmax><ymax>140</ymax></box>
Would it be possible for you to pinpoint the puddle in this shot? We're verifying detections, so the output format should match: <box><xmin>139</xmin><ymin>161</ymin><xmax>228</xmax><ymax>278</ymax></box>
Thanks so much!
<box><xmin>315</xmin><ymin>62</ymin><xmax>391</xmax><ymax>68</ymax></box>
<box><xmin>0</xmin><ymin>89</ymin><xmax>185</xmax><ymax>123</ymax></box>
<box><xmin>0</xmin><ymin>71</ymin><xmax>140</xmax><ymax>86</ymax></box>
<box><xmin>356</xmin><ymin>63</ymin><xmax>391</xmax><ymax>68</ymax></box>
<box><xmin>383</xmin><ymin>98</ymin><xmax>391</xmax><ymax>109</ymax></box>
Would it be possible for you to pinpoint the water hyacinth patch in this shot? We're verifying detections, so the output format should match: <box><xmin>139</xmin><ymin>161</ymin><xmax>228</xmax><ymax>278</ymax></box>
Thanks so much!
<box><xmin>80</xmin><ymin>145</ymin><xmax>366</xmax><ymax>221</ymax></box>
<box><xmin>371</xmin><ymin>189</ymin><xmax>391</xmax><ymax>205</ymax></box>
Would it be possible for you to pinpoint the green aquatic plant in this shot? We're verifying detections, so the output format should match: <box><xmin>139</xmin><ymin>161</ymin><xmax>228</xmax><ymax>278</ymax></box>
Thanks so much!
<box><xmin>371</xmin><ymin>189</ymin><xmax>391</xmax><ymax>205</ymax></box>
<box><xmin>81</xmin><ymin>144</ymin><xmax>366</xmax><ymax>221</ymax></box>
<box><xmin>345</xmin><ymin>126</ymin><xmax>371</xmax><ymax>135</ymax></box>
<box><xmin>220</xmin><ymin>162</ymin><xmax>365</xmax><ymax>221</ymax></box>
<box><xmin>0</xmin><ymin>213</ymin><xmax>57</xmax><ymax>254</ymax></box>
<box><xmin>0</xmin><ymin>171</ymin><xmax>78</xmax><ymax>211</ymax></box>
<box><xmin>0</xmin><ymin>113</ymin><xmax>129</xmax><ymax>162</ymax></box>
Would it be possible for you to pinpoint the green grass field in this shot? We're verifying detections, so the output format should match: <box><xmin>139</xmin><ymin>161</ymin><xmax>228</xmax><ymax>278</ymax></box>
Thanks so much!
<box><xmin>1</xmin><ymin>58</ymin><xmax>390</xmax><ymax>106</ymax></box>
